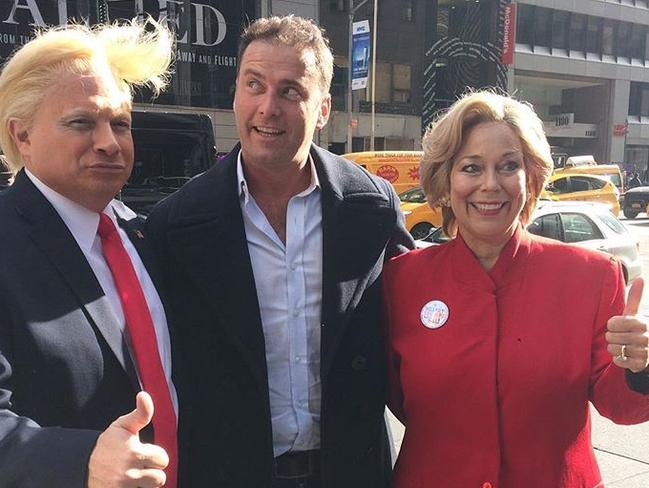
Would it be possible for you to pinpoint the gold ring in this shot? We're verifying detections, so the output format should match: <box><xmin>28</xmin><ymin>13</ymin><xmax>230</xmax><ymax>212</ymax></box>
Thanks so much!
<box><xmin>616</xmin><ymin>344</ymin><xmax>628</xmax><ymax>361</ymax></box>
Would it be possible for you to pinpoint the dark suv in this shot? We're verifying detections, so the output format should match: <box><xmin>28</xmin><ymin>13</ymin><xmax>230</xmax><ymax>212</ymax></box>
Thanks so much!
<box><xmin>622</xmin><ymin>186</ymin><xmax>649</xmax><ymax>219</ymax></box>
<box><xmin>119</xmin><ymin>111</ymin><xmax>217</xmax><ymax>215</ymax></box>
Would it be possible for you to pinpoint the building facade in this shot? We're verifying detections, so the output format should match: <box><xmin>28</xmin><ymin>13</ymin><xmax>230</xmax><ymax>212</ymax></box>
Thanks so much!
<box><xmin>512</xmin><ymin>0</ymin><xmax>649</xmax><ymax>175</ymax></box>
<box><xmin>320</xmin><ymin>0</ymin><xmax>507</xmax><ymax>154</ymax></box>
<box><xmin>0</xmin><ymin>0</ymin><xmax>510</xmax><ymax>157</ymax></box>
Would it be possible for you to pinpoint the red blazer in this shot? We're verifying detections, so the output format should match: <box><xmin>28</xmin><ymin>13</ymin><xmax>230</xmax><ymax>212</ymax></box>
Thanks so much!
<box><xmin>383</xmin><ymin>227</ymin><xmax>649</xmax><ymax>488</ymax></box>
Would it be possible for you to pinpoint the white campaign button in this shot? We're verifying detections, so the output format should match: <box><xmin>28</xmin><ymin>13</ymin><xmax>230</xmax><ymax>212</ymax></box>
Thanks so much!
<box><xmin>420</xmin><ymin>300</ymin><xmax>449</xmax><ymax>329</ymax></box>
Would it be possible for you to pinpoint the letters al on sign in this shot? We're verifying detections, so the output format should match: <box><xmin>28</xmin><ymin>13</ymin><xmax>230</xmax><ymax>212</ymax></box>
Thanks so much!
<box><xmin>0</xmin><ymin>0</ymin><xmax>256</xmax><ymax>109</ymax></box>
<box><xmin>501</xmin><ymin>4</ymin><xmax>516</xmax><ymax>65</ymax></box>
<box><xmin>351</xmin><ymin>20</ymin><xmax>370</xmax><ymax>90</ymax></box>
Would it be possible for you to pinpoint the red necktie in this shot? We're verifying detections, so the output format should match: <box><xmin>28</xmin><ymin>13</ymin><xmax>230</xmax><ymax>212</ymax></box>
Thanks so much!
<box><xmin>97</xmin><ymin>213</ymin><xmax>178</xmax><ymax>488</ymax></box>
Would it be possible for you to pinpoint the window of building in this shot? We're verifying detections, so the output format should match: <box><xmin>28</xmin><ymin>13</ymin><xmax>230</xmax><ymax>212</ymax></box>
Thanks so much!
<box><xmin>630</xmin><ymin>24</ymin><xmax>646</xmax><ymax>59</ymax></box>
<box><xmin>569</xmin><ymin>13</ymin><xmax>586</xmax><ymax>52</ymax></box>
<box><xmin>376</xmin><ymin>62</ymin><xmax>391</xmax><ymax>103</ymax></box>
<box><xmin>516</xmin><ymin>4</ymin><xmax>534</xmax><ymax>46</ymax></box>
<box><xmin>533</xmin><ymin>7</ymin><xmax>552</xmax><ymax>47</ymax></box>
<box><xmin>551</xmin><ymin>10</ymin><xmax>569</xmax><ymax>51</ymax></box>
<box><xmin>585</xmin><ymin>16</ymin><xmax>601</xmax><ymax>54</ymax></box>
<box><xmin>628</xmin><ymin>82</ymin><xmax>649</xmax><ymax>117</ymax></box>
<box><xmin>625</xmin><ymin>146</ymin><xmax>649</xmax><ymax>176</ymax></box>
<box><xmin>330</xmin><ymin>0</ymin><xmax>347</xmax><ymax>12</ymax></box>
<box><xmin>437</xmin><ymin>4</ymin><xmax>450</xmax><ymax>38</ymax></box>
<box><xmin>392</xmin><ymin>64</ymin><xmax>412</xmax><ymax>103</ymax></box>
<box><xmin>602</xmin><ymin>18</ymin><xmax>616</xmax><ymax>56</ymax></box>
<box><xmin>401</xmin><ymin>0</ymin><xmax>414</xmax><ymax>22</ymax></box>
<box><xmin>331</xmin><ymin>65</ymin><xmax>347</xmax><ymax>111</ymax></box>
<box><xmin>616</xmin><ymin>21</ymin><xmax>631</xmax><ymax>58</ymax></box>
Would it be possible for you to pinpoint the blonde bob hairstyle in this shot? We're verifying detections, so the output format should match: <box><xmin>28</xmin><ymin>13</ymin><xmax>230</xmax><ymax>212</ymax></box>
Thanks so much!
<box><xmin>0</xmin><ymin>18</ymin><xmax>174</xmax><ymax>173</ymax></box>
<box><xmin>420</xmin><ymin>90</ymin><xmax>553</xmax><ymax>236</ymax></box>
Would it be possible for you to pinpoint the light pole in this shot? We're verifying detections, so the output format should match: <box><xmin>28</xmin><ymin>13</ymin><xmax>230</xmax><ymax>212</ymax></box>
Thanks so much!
<box><xmin>370</xmin><ymin>0</ymin><xmax>377</xmax><ymax>151</ymax></box>
<box><xmin>347</xmin><ymin>0</ymin><xmax>369</xmax><ymax>153</ymax></box>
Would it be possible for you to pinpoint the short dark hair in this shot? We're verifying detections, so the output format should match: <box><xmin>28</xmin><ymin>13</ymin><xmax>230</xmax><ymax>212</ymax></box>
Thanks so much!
<box><xmin>238</xmin><ymin>15</ymin><xmax>333</xmax><ymax>93</ymax></box>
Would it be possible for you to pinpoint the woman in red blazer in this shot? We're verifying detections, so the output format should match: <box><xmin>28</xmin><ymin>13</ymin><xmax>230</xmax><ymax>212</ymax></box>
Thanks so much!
<box><xmin>383</xmin><ymin>91</ymin><xmax>649</xmax><ymax>488</ymax></box>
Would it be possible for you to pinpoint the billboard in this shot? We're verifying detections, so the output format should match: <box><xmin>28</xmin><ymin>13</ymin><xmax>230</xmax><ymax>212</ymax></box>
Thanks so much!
<box><xmin>351</xmin><ymin>20</ymin><xmax>370</xmax><ymax>90</ymax></box>
<box><xmin>0</xmin><ymin>0</ymin><xmax>257</xmax><ymax>109</ymax></box>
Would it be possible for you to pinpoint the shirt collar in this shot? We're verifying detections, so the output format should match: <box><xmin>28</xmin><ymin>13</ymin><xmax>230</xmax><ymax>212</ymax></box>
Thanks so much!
<box><xmin>236</xmin><ymin>150</ymin><xmax>321</xmax><ymax>203</ymax></box>
<box><xmin>25</xmin><ymin>169</ymin><xmax>135</xmax><ymax>254</ymax></box>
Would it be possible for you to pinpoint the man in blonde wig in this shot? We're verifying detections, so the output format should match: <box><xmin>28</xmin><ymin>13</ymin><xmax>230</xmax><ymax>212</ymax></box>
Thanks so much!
<box><xmin>0</xmin><ymin>19</ymin><xmax>179</xmax><ymax>488</ymax></box>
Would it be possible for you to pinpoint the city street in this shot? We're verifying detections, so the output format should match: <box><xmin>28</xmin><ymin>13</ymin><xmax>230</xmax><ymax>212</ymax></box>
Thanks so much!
<box><xmin>387</xmin><ymin>216</ymin><xmax>649</xmax><ymax>486</ymax></box>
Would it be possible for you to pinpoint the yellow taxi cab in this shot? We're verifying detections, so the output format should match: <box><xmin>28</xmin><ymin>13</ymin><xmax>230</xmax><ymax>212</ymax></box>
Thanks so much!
<box><xmin>398</xmin><ymin>186</ymin><xmax>442</xmax><ymax>239</ymax></box>
<box><xmin>541</xmin><ymin>173</ymin><xmax>620</xmax><ymax>216</ymax></box>
<box><xmin>553</xmin><ymin>158</ymin><xmax>624</xmax><ymax>193</ymax></box>
<box><xmin>341</xmin><ymin>151</ymin><xmax>423</xmax><ymax>194</ymax></box>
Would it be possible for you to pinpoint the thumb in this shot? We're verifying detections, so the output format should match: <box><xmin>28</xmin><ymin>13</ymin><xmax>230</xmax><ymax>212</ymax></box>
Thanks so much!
<box><xmin>113</xmin><ymin>391</ymin><xmax>154</xmax><ymax>436</ymax></box>
<box><xmin>624</xmin><ymin>277</ymin><xmax>645</xmax><ymax>316</ymax></box>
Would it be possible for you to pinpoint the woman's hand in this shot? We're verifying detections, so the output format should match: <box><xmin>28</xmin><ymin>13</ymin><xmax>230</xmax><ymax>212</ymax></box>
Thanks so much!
<box><xmin>606</xmin><ymin>278</ymin><xmax>649</xmax><ymax>373</ymax></box>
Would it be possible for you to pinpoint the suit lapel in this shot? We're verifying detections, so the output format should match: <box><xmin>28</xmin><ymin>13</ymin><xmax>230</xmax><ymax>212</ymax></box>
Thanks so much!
<box><xmin>119</xmin><ymin>216</ymin><xmax>166</xmax><ymax>302</ymax></box>
<box><xmin>13</xmin><ymin>172</ymin><xmax>139</xmax><ymax>389</ymax></box>
<box><xmin>313</xmin><ymin>147</ymin><xmax>397</xmax><ymax>380</ymax></box>
<box><xmin>164</xmin><ymin>150</ymin><xmax>269</xmax><ymax>390</ymax></box>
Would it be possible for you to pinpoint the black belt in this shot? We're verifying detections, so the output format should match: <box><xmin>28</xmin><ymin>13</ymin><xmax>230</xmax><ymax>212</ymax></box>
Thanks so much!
<box><xmin>274</xmin><ymin>449</ymin><xmax>320</xmax><ymax>479</ymax></box>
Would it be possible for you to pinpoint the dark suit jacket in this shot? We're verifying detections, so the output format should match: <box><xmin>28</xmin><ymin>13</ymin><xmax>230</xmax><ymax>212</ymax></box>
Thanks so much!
<box><xmin>0</xmin><ymin>171</ymin><xmax>167</xmax><ymax>487</ymax></box>
<box><xmin>147</xmin><ymin>144</ymin><xmax>414</xmax><ymax>487</ymax></box>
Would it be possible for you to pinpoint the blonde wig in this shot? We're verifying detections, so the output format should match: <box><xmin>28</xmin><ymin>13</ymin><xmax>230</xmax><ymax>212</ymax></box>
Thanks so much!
<box><xmin>0</xmin><ymin>18</ymin><xmax>174</xmax><ymax>172</ymax></box>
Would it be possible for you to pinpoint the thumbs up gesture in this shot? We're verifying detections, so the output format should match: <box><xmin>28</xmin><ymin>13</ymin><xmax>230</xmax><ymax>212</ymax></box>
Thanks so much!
<box><xmin>88</xmin><ymin>392</ymin><xmax>169</xmax><ymax>487</ymax></box>
<box><xmin>606</xmin><ymin>278</ymin><xmax>649</xmax><ymax>373</ymax></box>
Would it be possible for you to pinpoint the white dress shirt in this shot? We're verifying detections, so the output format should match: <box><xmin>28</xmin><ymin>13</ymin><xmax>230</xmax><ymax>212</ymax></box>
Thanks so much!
<box><xmin>237</xmin><ymin>153</ymin><xmax>323</xmax><ymax>456</ymax></box>
<box><xmin>25</xmin><ymin>169</ymin><xmax>178</xmax><ymax>415</ymax></box>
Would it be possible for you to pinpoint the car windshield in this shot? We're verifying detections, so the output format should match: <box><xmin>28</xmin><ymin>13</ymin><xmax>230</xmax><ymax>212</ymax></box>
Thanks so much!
<box><xmin>596</xmin><ymin>210</ymin><xmax>628</xmax><ymax>235</ymax></box>
<box><xmin>399</xmin><ymin>187</ymin><xmax>427</xmax><ymax>203</ymax></box>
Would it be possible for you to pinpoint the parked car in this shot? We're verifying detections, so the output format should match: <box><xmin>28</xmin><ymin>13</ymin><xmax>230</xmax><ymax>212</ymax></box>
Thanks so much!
<box><xmin>422</xmin><ymin>201</ymin><xmax>641</xmax><ymax>284</ymax></box>
<box><xmin>622</xmin><ymin>185</ymin><xmax>649</xmax><ymax>219</ymax></box>
<box><xmin>541</xmin><ymin>173</ymin><xmax>620</xmax><ymax>216</ymax></box>
<box><xmin>398</xmin><ymin>186</ymin><xmax>442</xmax><ymax>240</ymax></box>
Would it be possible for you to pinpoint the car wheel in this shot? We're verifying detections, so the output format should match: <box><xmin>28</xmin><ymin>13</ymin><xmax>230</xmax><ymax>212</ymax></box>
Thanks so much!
<box><xmin>410</xmin><ymin>222</ymin><xmax>434</xmax><ymax>240</ymax></box>
<box><xmin>623</xmin><ymin>209</ymin><xmax>639</xmax><ymax>219</ymax></box>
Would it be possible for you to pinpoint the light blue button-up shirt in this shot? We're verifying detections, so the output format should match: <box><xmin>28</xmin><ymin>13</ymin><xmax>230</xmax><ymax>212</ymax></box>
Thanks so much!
<box><xmin>237</xmin><ymin>153</ymin><xmax>323</xmax><ymax>456</ymax></box>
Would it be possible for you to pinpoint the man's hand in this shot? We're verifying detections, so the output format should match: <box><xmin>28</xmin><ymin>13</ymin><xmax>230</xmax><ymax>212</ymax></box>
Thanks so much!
<box><xmin>607</xmin><ymin>278</ymin><xmax>649</xmax><ymax>373</ymax></box>
<box><xmin>88</xmin><ymin>392</ymin><xmax>169</xmax><ymax>488</ymax></box>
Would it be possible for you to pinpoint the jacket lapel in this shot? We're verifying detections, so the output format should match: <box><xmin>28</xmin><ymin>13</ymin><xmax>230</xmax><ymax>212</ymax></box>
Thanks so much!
<box><xmin>313</xmin><ymin>147</ymin><xmax>398</xmax><ymax>380</ymax></box>
<box><xmin>12</xmin><ymin>171</ymin><xmax>139</xmax><ymax>388</ymax></box>
<box><xmin>164</xmin><ymin>149</ymin><xmax>269</xmax><ymax>391</ymax></box>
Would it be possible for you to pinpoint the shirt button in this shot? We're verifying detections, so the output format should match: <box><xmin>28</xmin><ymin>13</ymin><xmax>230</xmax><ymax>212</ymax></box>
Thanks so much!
<box><xmin>351</xmin><ymin>355</ymin><xmax>368</xmax><ymax>371</ymax></box>
<box><xmin>482</xmin><ymin>482</ymin><xmax>493</xmax><ymax>488</ymax></box>
<box><xmin>290</xmin><ymin>263</ymin><xmax>297</xmax><ymax>270</ymax></box>
<box><xmin>292</xmin><ymin>309</ymin><xmax>299</xmax><ymax>317</ymax></box>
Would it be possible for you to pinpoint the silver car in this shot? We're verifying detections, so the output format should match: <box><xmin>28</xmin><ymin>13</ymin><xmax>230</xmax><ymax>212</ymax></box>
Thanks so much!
<box><xmin>529</xmin><ymin>201</ymin><xmax>641</xmax><ymax>284</ymax></box>
<box><xmin>419</xmin><ymin>201</ymin><xmax>641</xmax><ymax>284</ymax></box>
